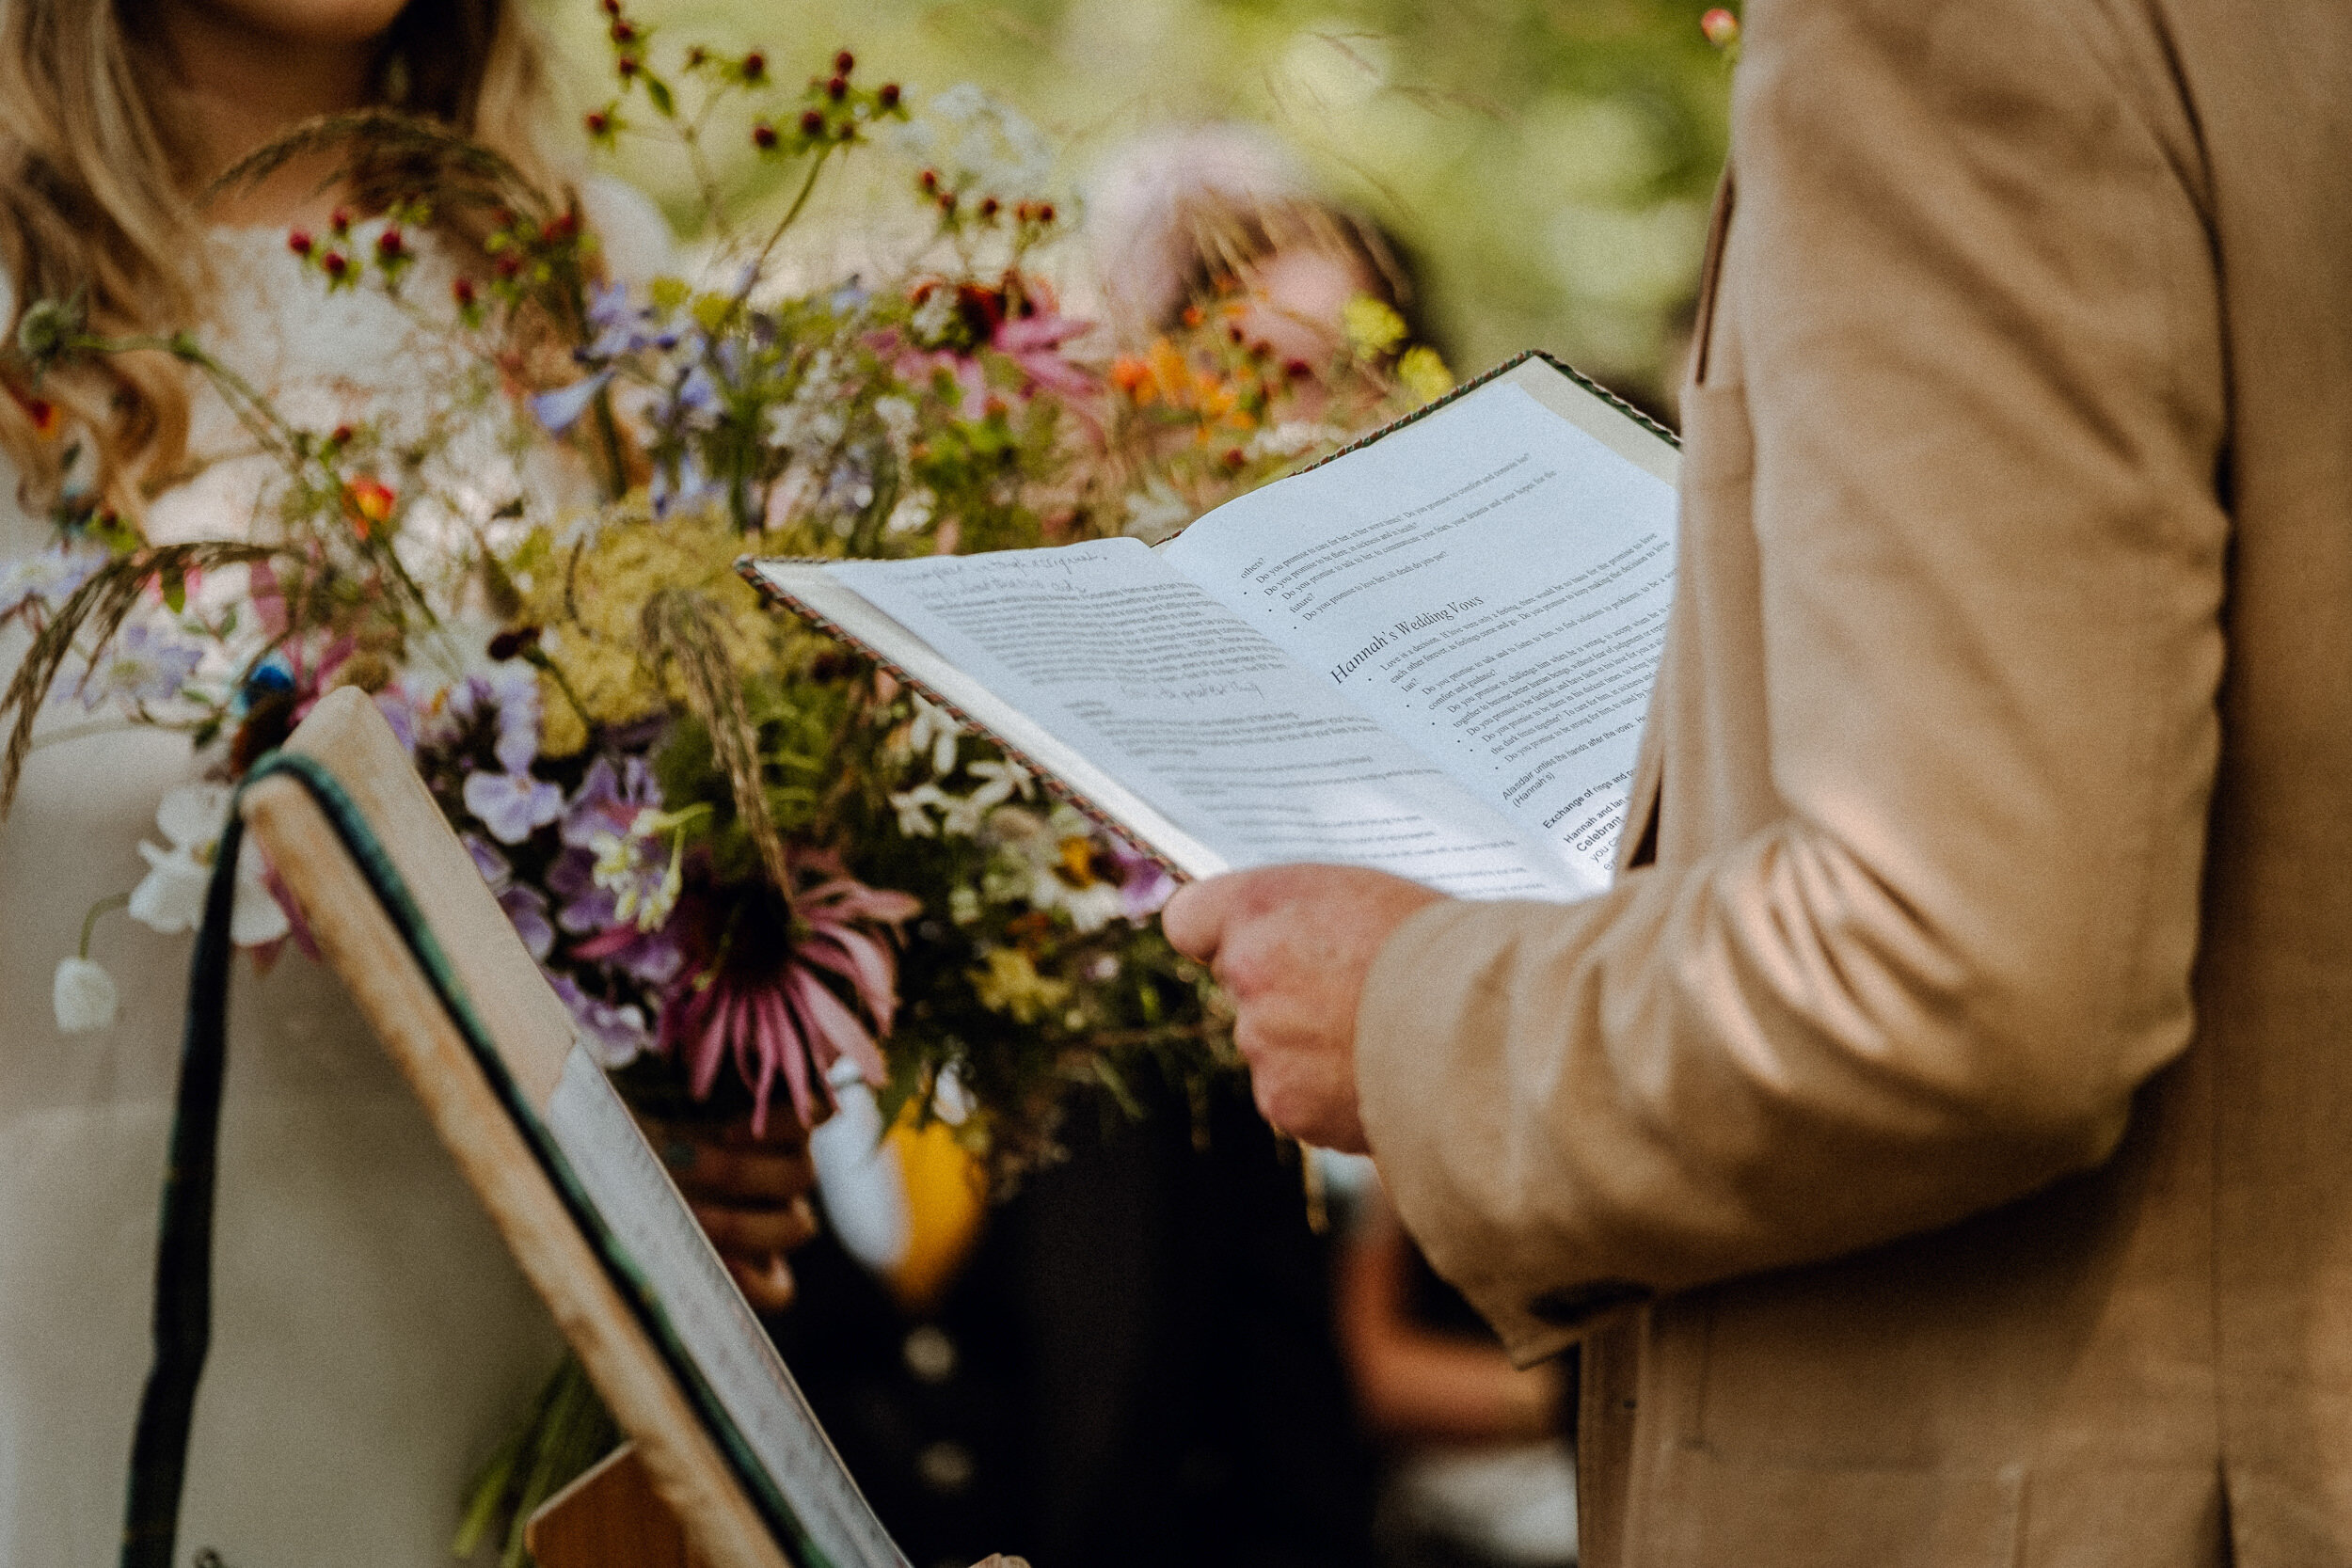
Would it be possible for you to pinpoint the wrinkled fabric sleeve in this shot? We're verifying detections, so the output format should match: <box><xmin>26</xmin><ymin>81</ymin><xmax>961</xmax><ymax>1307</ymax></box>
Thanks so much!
<box><xmin>1356</xmin><ymin>0</ymin><xmax>2230</xmax><ymax>1360</ymax></box>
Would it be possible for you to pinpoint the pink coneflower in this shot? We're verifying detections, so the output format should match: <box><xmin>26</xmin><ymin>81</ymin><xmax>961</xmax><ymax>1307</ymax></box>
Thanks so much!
<box><xmin>657</xmin><ymin>851</ymin><xmax>920</xmax><ymax>1136</ymax></box>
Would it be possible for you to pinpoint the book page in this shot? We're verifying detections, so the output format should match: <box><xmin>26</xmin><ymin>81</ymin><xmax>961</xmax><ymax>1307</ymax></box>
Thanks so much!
<box><xmin>544</xmin><ymin>1045</ymin><xmax>907</xmax><ymax>1568</ymax></box>
<box><xmin>1164</xmin><ymin>378</ymin><xmax>1676</xmax><ymax>885</ymax></box>
<box><xmin>827</xmin><ymin>541</ymin><xmax>1585</xmax><ymax>898</ymax></box>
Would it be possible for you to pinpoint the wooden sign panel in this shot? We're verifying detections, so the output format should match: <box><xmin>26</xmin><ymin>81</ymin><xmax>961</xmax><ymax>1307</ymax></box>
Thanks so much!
<box><xmin>243</xmin><ymin>688</ymin><xmax>911</xmax><ymax>1568</ymax></box>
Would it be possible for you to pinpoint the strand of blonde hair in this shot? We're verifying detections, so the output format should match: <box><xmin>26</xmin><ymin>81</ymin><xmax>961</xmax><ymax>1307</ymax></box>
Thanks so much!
<box><xmin>0</xmin><ymin>0</ymin><xmax>555</xmax><ymax>531</ymax></box>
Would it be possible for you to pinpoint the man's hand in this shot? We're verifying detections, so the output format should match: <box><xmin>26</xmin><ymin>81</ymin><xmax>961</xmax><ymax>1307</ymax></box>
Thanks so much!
<box><xmin>642</xmin><ymin>1114</ymin><xmax>822</xmax><ymax>1313</ymax></box>
<box><xmin>1162</xmin><ymin>864</ymin><xmax>1445</xmax><ymax>1152</ymax></box>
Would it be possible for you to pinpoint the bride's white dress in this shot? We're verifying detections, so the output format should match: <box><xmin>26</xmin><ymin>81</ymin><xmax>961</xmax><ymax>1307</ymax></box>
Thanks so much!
<box><xmin>0</xmin><ymin>189</ymin><xmax>666</xmax><ymax>1567</ymax></box>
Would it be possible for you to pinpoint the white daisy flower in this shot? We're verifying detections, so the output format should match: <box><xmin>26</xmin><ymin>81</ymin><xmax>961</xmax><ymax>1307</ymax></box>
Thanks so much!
<box><xmin>128</xmin><ymin>784</ymin><xmax>291</xmax><ymax>947</ymax></box>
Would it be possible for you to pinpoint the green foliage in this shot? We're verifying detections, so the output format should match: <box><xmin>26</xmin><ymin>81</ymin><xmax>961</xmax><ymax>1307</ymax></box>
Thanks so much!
<box><xmin>534</xmin><ymin>0</ymin><xmax>1735</xmax><ymax>412</ymax></box>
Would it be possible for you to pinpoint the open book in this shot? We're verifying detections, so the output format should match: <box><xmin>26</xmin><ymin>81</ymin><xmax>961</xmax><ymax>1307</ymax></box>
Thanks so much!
<box><xmin>748</xmin><ymin>354</ymin><xmax>1679</xmax><ymax>901</ymax></box>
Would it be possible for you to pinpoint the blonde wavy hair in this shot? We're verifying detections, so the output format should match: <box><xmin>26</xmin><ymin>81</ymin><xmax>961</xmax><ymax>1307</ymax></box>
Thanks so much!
<box><xmin>0</xmin><ymin>0</ymin><xmax>554</xmax><ymax>525</ymax></box>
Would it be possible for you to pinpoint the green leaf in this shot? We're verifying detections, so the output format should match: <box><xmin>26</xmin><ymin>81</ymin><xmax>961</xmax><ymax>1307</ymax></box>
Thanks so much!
<box><xmin>644</xmin><ymin>74</ymin><xmax>675</xmax><ymax>119</ymax></box>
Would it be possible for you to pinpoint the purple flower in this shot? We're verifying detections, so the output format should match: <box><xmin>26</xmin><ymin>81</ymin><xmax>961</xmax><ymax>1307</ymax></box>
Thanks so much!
<box><xmin>436</xmin><ymin>666</ymin><xmax>541</xmax><ymax>772</ymax></box>
<box><xmin>547</xmin><ymin>973</ymin><xmax>653</xmax><ymax>1069</ymax></box>
<box><xmin>372</xmin><ymin>688</ymin><xmax>420</xmax><ymax>754</ymax></box>
<box><xmin>429</xmin><ymin>672</ymin><xmax>495</xmax><ymax>749</ymax></box>
<box><xmin>1113</xmin><ymin>846</ymin><xmax>1177</xmax><ymax>918</ymax></box>
<box><xmin>548</xmin><ymin>843</ymin><xmax>614</xmax><ymax>932</ymax></box>
<box><xmin>675</xmin><ymin>362</ymin><xmax>720</xmax><ymax>417</ymax></box>
<box><xmin>559</xmin><ymin>879</ymin><xmax>684</xmax><ymax>985</ymax></box>
<box><xmin>464</xmin><ymin>768</ymin><xmax>564</xmax><ymax>844</ymax></box>
<box><xmin>1</xmin><ymin>544</ymin><xmax>104</xmax><ymax>619</ymax></box>
<box><xmin>531</xmin><ymin>369</ymin><xmax>615</xmax><ymax>436</ymax></box>
<box><xmin>562</xmin><ymin>754</ymin><xmax>661</xmax><ymax>849</ymax></box>
<box><xmin>490</xmin><ymin>676</ymin><xmax>542</xmax><ymax>774</ymax></box>
<box><xmin>584</xmin><ymin>280</ymin><xmax>638</xmax><ymax>350</ymax></box>
<box><xmin>650</xmin><ymin>449</ymin><xmax>722</xmax><ymax>519</ymax></box>
<box><xmin>73</xmin><ymin>622</ymin><xmax>204</xmax><ymax>710</ymax></box>
<box><xmin>501</xmin><ymin>883</ymin><xmax>556</xmax><ymax>960</ymax></box>
<box><xmin>462</xmin><ymin>832</ymin><xmax>513</xmax><ymax>885</ymax></box>
<box><xmin>548</xmin><ymin>756</ymin><xmax>684</xmax><ymax>982</ymax></box>
<box><xmin>461</xmin><ymin>832</ymin><xmax>556</xmax><ymax>958</ymax></box>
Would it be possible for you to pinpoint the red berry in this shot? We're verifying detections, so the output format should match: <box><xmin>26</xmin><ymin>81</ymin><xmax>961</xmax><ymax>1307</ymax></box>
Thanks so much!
<box><xmin>287</xmin><ymin>230</ymin><xmax>313</xmax><ymax>256</ymax></box>
<box><xmin>799</xmin><ymin>108</ymin><xmax>825</xmax><ymax>136</ymax></box>
<box><xmin>584</xmin><ymin>109</ymin><xmax>610</xmax><ymax>135</ymax></box>
<box><xmin>834</xmin><ymin>49</ymin><xmax>855</xmax><ymax>74</ymax></box>
<box><xmin>616</xmin><ymin>55</ymin><xmax>639</xmax><ymax>76</ymax></box>
<box><xmin>978</xmin><ymin>197</ymin><xmax>1000</xmax><ymax>220</ymax></box>
<box><xmin>322</xmin><ymin>250</ymin><xmax>349</xmax><ymax>277</ymax></box>
<box><xmin>329</xmin><ymin>423</ymin><xmax>355</xmax><ymax>445</ymax></box>
<box><xmin>610</xmin><ymin>19</ymin><xmax>635</xmax><ymax>42</ymax></box>
<box><xmin>826</xmin><ymin>75</ymin><xmax>848</xmax><ymax>101</ymax></box>
<box><xmin>1227</xmin><ymin>324</ymin><xmax>1245</xmax><ymax>344</ymax></box>
<box><xmin>918</xmin><ymin>168</ymin><xmax>939</xmax><ymax>193</ymax></box>
<box><xmin>1036</xmin><ymin>202</ymin><xmax>1056</xmax><ymax>223</ymax></box>
<box><xmin>741</xmin><ymin>51</ymin><xmax>766</xmax><ymax>81</ymax></box>
<box><xmin>375</xmin><ymin>227</ymin><xmax>405</xmax><ymax>259</ymax></box>
<box><xmin>938</xmin><ymin>190</ymin><xmax>958</xmax><ymax>213</ymax></box>
<box><xmin>1700</xmin><ymin>7</ymin><xmax>1740</xmax><ymax>46</ymax></box>
<box><xmin>879</xmin><ymin>83</ymin><xmax>901</xmax><ymax>109</ymax></box>
<box><xmin>452</xmin><ymin>277</ymin><xmax>478</xmax><ymax>307</ymax></box>
<box><xmin>599</xmin><ymin>0</ymin><xmax>619</xmax><ymax>13</ymax></box>
<box><xmin>328</xmin><ymin>205</ymin><xmax>351</xmax><ymax>234</ymax></box>
<box><xmin>1223</xmin><ymin>447</ymin><xmax>1247</xmax><ymax>468</ymax></box>
<box><xmin>1285</xmin><ymin>357</ymin><xmax>1311</xmax><ymax>379</ymax></box>
<box><xmin>752</xmin><ymin>121</ymin><xmax>778</xmax><ymax>150</ymax></box>
<box><xmin>496</xmin><ymin>253</ymin><xmax>522</xmax><ymax>278</ymax></box>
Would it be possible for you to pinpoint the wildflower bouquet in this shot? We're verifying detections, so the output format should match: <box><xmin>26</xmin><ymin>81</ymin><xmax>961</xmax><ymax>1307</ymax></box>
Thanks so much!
<box><xmin>1</xmin><ymin>8</ymin><xmax>1445</xmax><ymax>1181</ymax></box>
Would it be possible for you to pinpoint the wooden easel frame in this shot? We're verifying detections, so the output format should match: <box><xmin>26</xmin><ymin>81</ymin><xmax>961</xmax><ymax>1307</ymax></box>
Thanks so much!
<box><xmin>242</xmin><ymin>689</ymin><xmax>895</xmax><ymax>1568</ymax></box>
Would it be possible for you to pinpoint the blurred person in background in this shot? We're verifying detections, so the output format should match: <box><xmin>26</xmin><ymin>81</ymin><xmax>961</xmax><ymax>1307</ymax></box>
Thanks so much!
<box><xmin>1078</xmin><ymin>121</ymin><xmax>1429</xmax><ymax>392</ymax></box>
<box><xmin>1336</xmin><ymin>1178</ymin><xmax>1576</xmax><ymax>1568</ymax></box>
<box><xmin>0</xmin><ymin>3</ymin><xmax>803</xmax><ymax>1561</ymax></box>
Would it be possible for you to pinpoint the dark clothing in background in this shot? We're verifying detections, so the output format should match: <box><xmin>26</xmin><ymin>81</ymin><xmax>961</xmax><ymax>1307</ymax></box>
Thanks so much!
<box><xmin>771</xmin><ymin>1078</ymin><xmax>1375</xmax><ymax>1568</ymax></box>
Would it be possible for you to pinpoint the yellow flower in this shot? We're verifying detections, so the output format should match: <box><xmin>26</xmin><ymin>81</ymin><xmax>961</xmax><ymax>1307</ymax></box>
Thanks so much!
<box><xmin>1398</xmin><ymin>345</ymin><xmax>1454</xmax><ymax>404</ymax></box>
<box><xmin>514</xmin><ymin>497</ymin><xmax>789</xmax><ymax>754</ymax></box>
<box><xmin>970</xmin><ymin>946</ymin><xmax>1071</xmax><ymax>1025</ymax></box>
<box><xmin>1343</xmin><ymin>295</ymin><xmax>1407</xmax><ymax>356</ymax></box>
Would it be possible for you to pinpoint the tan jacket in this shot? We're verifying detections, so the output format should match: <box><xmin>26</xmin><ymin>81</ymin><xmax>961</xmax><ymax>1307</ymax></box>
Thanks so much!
<box><xmin>1357</xmin><ymin>1</ymin><xmax>2352</xmax><ymax>1563</ymax></box>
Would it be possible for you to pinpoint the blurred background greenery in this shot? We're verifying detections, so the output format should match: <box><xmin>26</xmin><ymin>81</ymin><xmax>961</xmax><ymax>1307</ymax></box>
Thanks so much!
<box><xmin>532</xmin><ymin>0</ymin><xmax>1734</xmax><ymax>419</ymax></box>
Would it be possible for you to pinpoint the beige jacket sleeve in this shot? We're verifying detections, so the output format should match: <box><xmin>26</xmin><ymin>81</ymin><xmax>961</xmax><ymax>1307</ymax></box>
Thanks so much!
<box><xmin>1357</xmin><ymin>0</ymin><xmax>2231</xmax><ymax>1360</ymax></box>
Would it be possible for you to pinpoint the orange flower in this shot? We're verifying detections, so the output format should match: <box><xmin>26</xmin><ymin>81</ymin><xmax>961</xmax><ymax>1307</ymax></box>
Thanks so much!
<box><xmin>342</xmin><ymin>476</ymin><xmax>396</xmax><ymax>538</ymax></box>
<box><xmin>1190</xmin><ymin>372</ymin><xmax>1239</xmax><ymax>424</ymax></box>
<box><xmin>1148</xmin><ymin>339</ymin><xmax>1190</xmax><ymax>402</ymax></box>
<box><xmin>1109</xmin><ymin>355</ymin><xmax>1154</xmax><ymax>401</ymax></box>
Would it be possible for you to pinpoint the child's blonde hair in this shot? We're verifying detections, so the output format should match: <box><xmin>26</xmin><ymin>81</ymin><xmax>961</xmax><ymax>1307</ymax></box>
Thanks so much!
<box><xmin>0</xmin><ymin>0</ymin><xmax>553</xmax><ymax>524</ymax></box>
